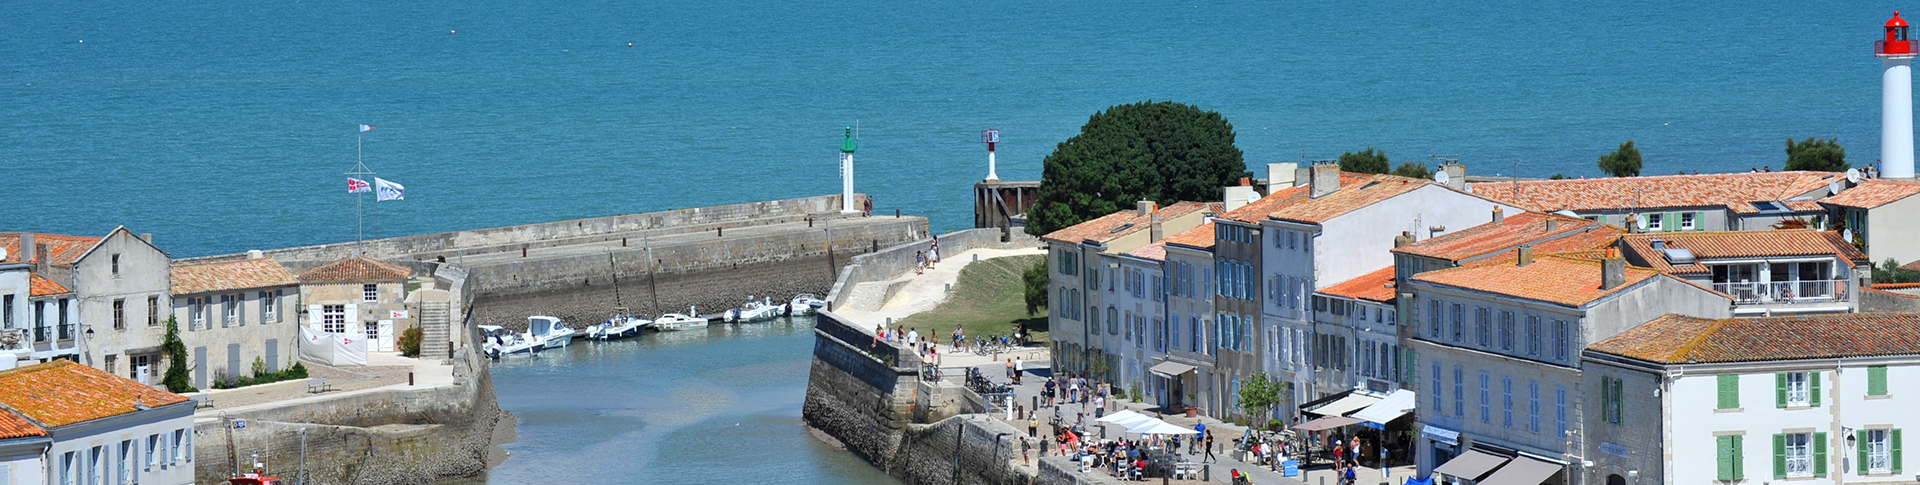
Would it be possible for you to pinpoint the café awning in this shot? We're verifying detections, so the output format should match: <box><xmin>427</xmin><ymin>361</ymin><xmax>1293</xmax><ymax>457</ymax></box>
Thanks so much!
<box><xmin>1293</xmin><ymin>415</ymin><xmax>1363</xmax><ymax>432</ymax></box>
<box><xmin>1350</xmin><ymin>389</ymin><xmax>1416</xmax><ymax>425</ymax></box>
<box><xmin>1149</xmin><ymin>361</ymin><xmax>1196</xmax><ymax>378</ymax></box>
<box><xmin>1479</xmin><ymin>455</ymin><xmax>1564</xmax><ymax>485</ymax></box>
<box><xmin>1433</xmin><ymin>449</ymin><xmax>1511</xmax><ymax>481</ymax></box>
<box><xmin>1304</xmin><ymin>392</ymin><xmax>1380</xmax><ymax>417</ymax></box>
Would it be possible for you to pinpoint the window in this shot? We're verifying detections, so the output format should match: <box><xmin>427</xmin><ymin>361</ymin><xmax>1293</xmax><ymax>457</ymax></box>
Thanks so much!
<box><xmin>58</xmin><ymin>298</ymin><xmax>69</xmax><ymax>339</ymax></box>
<box><xmin>132</xmin><ymin>354</ymin><xmax>149</xmax><ymax>381</ymax></box>
<box><xmin>1556</xmin><ymin>386</ymin><xmax>1567</xmax><ymax>437</ymax></box>
<box><xmin>1453</xmin><ymin>366</ymin><xmax>1465</xmax><ymax>417</ymax></box>
<box><xmin>322</xmin><ymin>305</ymin><xmax>346</xmax><ymax>334</ymax></box>
<box><xmin>1601</xmin><ymin>376</ymin><xmax>1624</xmax><ymax>425</ymax></box>
<box><xmin>111</xmin><ymin>253</ymin><xmax>121</xmax><ymax>277</ymax></box>
<box><xmin>1528</xmin><ymin>380</ymin><xmax>1540</xmax><ymax>433</ymax></box>
<box><xmin>1717</xmin><ymin>435</ymin><xmax>1746</xmax><ymax>481</ymax></box>
<box><xmin>145</xmin><ymin>434</ymin><xmax>157</xmax><ymax>470</ymax></box>
<box><xmin>1553</xmin><ymin>320</ymin><xmax>1569</xmax><ymax>361</ymax></box>
<box><xmin>1646</xmin><ymin>213</ymin><xmax>1664</xmax><ymax>232</ymax></box>
<box><xmin>1431</xmin><ymin>363</ymin><xmax>1443</xmax><ymax>412</ymax></box>
<box><xmin>119</xmin><ymin>440</ymin><xmax>134</xmax><ymax>485</ymax></box>
<box><xmin>1498</xmin><ymin>311</ymin><xmax>1514</xmax><ymax>351</ymax></box>
<box><xmin>113</xmin><ymin>298</ymin><xmax>125</xmax><ymax>330</ymax></box>
<box><xmin>1779</xmin><ymin>371</ymin><xmax>1814</xmax><ymax>407</ymax></box>
<box><xmin>147</xmin><ymin>296</ymin><xmax>159</xmax><ymax>326</ymax></box>
<box><xmin>1479</xmin><ymin>371</ymin><xmax>1491</xmax><ymax>423</ymax></box>
<box><xmin>1169</xmin><ymin>313</ymin><xmax>1180</xmax><ymax>350</ymax></box>
<box><xmin>1502</xmin><ymin>376</ymin><xmax>1514</xmax><ymax>427</ymax></box>
<box><xmin>1862</xmin><ymin>428</ymin><xmax>1902</xmax><ymax>475</ymax></box>
<box><xmin>1718</xmin><ymin>374</ymin><xmax>1741</xmax><ymax>409</ymax></box>
<box><xmin>1777</xmin><ymin>432</ymin><xmax>1820</xmax><ymax>478</ymax></box>
<box><xmin>261</xmin><ymin>290</ymin><xmax>277</xmax><ymax>323</ymax></box>
<box><xmin>221</xmin><ymin>294</ymin><xmax>237</xmax><ymax>327</ymax></box>
<box><xmin>1869</xmin><ymin>365</ymin><xmax>1889</xmax><ymax>397</ymax></box>
<box><xmin>1525</xmin><ymin>315</ymin><xmax>1540</xmax><ymax>356</ymax></box>
<box><xmin>1124</xmin><ymin>311</ymin><xmax>1134</xmax><ymax>340</ymax></box>
<box><xmin>1474</xmin><ymin>307</ymin><xmax>1491</xmax><ymax>347</ymax></box>
<box><xmin>88</xmin><ymin>445</ymin><xmax>101</xmax><ymax>485</ymax></box>
<box><xmin>1190</xmin><ymin>317</ymin><xmax>1201</xmax><ymax>352</ymax></box>
<box><xmin>61</xmin><ymin>451</ymin><xmax>74</xmax><ymax>485</ymax></box>
<box><xmin>363</xmin><ymin>283</ymin><xmax>379</xmax><ymax>302</ymax></box>
<box><xmin>175</xmin><ymin>428</ymin><xmax>189</xmax><ymax>463</ymax></box>
<box><xmin>2</xmin><ymin>294</ymin><xmax>11</xmax><ymax>328</ymax></box>
<box><xmin>1681</xmin><ymin>212</ymin><xmax>1698</xmax><ymax>231</ymax></box>
<box><xmin>1450</xmin><ymin>304</ymin><xmax>1464</xmax><ymax>342</ymax></box>
<box><xmin>1108</xmin><ymin>307</ymin><xmax>1119</xmax><ymax>335</ymax></box>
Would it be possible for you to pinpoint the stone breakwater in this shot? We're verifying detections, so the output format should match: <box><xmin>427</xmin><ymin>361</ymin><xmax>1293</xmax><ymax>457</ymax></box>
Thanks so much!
<box><xmin>469</xmin><ymin>254</ymin><xmax>845</xmax><ymax>330</ymax></box>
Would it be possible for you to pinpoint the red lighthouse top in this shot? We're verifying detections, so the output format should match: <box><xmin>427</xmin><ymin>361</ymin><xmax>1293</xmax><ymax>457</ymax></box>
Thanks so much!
<box><xmin>1881</xmin><ymin>12</ymin><xmax>1916</xmax><ymax>56</ymax></box>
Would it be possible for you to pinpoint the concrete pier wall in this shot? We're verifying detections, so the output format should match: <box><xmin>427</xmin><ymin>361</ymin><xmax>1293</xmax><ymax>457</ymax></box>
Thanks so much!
<box><xmin>825</xmin><ymin>227</ymin><xmax>1038</xmax><ymax>311</ymax></box>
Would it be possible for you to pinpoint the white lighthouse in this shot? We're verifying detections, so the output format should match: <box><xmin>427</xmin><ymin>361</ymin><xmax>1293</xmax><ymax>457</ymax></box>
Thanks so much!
<box><xmin>982</xmin><ymin>128</ymin><xmax>1001</xmax><ymax>181</ymax></box>
<box><xmin>1880</xmin><ymin>11</ymin><xmax>1917</xmax><ymax>179</ymax></box>
<box><xmin>840</xmin><ymin>126</ymin><xmax>859</xmax><ymax>213</ymax></box>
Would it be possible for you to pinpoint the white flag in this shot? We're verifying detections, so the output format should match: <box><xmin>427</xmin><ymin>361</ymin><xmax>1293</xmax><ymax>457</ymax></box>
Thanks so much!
<box><xmin>375</xmin><ymin>177</ymin><xmax>405</xmax><ymax>201</ymax></box>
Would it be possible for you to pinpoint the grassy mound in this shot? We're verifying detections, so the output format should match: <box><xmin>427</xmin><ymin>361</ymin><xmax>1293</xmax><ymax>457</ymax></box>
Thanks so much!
<box><xmin>895</xmin><ymin>254</ymin><xmax>1047</xmax><ymax>343</ymax></box>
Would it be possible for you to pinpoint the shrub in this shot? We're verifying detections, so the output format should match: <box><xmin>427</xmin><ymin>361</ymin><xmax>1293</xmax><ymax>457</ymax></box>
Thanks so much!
<box><xmin>399</xmin><ymin>327</ymin><xmax>424</xmax><ymax>358</ymax></box>
<box><xmin>160</xmin><ymin>316</ymin><xmax>196</xmax><ymax>393</ymax></box>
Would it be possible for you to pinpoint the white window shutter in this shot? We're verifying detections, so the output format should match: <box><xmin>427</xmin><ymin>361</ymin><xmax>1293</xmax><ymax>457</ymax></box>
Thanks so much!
<box><xmin>308</xmin><ymin>304</ymin><xmax>322</xmax><ymax>331</ymax></box>
<box><xmin>345</xmin><ymin>303</ymin><xmax>359</xmax><ymax>330</ymax></box>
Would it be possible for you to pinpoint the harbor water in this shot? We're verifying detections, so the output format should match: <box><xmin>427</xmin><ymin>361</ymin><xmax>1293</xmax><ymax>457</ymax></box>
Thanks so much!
<box><xmin>3</xmin><ymin>0</ymin><xmax>1901</xmax><ymax>257</ymax></box>
<box><xmin>457</xmin><ymin>315</ymin><xmax>900</xmax><ymax>484</ymax></box>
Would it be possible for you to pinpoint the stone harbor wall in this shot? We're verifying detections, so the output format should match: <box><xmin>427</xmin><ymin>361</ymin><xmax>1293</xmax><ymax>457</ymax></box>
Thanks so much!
<box><xmin>825</xmin><ymin>227</ymin><xmax>1039</xmax><ymax>311</ymax></box>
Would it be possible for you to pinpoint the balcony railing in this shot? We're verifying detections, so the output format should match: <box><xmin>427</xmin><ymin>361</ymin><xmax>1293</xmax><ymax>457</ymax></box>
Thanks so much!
<box><xmin>1878</xmin><ymin>40</ymin><xmax>1918</xmax><ymax>56</ymax></box>
<box><xmin>1713</xmin><ymin>280</ymin><xmax>1849</xmax><ymax>305</ymax></box>
<box><xmin>34</xmin><ymin>325</ymin><xmax>51</xmax><ymax>342</ymax></box>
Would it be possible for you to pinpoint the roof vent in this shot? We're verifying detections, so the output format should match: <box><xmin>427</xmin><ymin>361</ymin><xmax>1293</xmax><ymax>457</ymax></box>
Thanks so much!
<box><xmin>1110</xmin><ymin>223</ymin><xmax>1135</xmax><ymax>234</ymax></box>
<box><xmin>1649</xmin><ymin>239</ymin><xmax>1666</xmax><ymax>251</ymax></box>
<box><xmin>1663</xmin><ymin>248</ymin><xmax>1697</xmax><ymax>265</ymax></box>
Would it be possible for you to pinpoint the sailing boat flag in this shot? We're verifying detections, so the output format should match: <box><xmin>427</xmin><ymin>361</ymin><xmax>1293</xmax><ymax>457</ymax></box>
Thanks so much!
<box><xmin>347</xmin><ymin>177</ymin><xmax>371</xmax><ymax>194</ymax></box>
<box><xmin>375</xmin><ymin>177</ymin><xmax>405</xmax><ymax>201</ymax></box>
<box><xmin>360</xmin><ymin>124</ymin><xmax>375</xmax><ymax>132</ymax></box>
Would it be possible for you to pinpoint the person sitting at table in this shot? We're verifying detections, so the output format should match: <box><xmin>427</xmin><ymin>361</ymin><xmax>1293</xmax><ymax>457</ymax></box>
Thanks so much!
<box><xmin>1133</xmin><ymin>458</ymin><xmax>1147</xmax><ymax>480</ymax></box>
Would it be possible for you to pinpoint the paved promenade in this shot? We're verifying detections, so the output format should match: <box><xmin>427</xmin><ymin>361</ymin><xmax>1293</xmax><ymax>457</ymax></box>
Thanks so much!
<box><xmin>192</xmin><ymin>350</ymin><xmax>459</xmax><ymax>423</ymax></box>
<box><xmin>831</xmin><ymin>245</ymin><xmax>1044</xmax><ymax>341</ymax></box>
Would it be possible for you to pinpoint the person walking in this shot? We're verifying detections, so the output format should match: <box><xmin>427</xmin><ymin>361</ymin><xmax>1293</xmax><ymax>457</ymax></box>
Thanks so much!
<box><xmin>1014</xmin><ymin>357</ymin><xmax>1025</xmax><ymax>384</ymax></box>
<box><xmin>1029</xmin><ymin>413</ymin><xmax>1039</xmax><ymax>438</ymax></box>
<box><xmin>1202</xmin><ymin>430</ymin><xmax>1217</xmax><ymax>463</ymax></box>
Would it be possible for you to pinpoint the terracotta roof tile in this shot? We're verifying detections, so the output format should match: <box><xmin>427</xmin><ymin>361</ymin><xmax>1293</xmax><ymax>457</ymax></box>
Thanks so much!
<box><xmin>1039</xmin><ymin>202</ymin><xmax>1219</xmax><ymax>245</ymax></box>
<box><xmin>1820</xmin><ymin>179</ymin><xmax>1920</xmax><ymax>209</ymax></box>
<box><xmin>28</xmin><ymin>275</ymin><xmax>69</xmax><ymax>297</ymax></box>
<box><xmin>1124</xmin><ymin>241</ymin><xmax>1168</xmax><ymax>261</ymax></box>
<box><xmin>0</xmin><ymin>361</ymin><xmax>189</xmax><ymax>428</ymax></box>
<box><xmin>1471</xmin><ymin>171</ymin><xmax>1840</xmax><ymax>214</ymax></box>
<box><xmin>1619</xmin><ymin>230</ymin><xmax>1868</xmax><ymax>274</ymax></box>
<box><xmin>1864</xmin><ymin>287</ymin><xmax>1920</xmax><ymax>299</ymax></box>
<box><xmin>1267</xmin><ymin>174</ymin><xmax>1438</xmax><ymax>224</ymax></box>
<box><xmin>172</xmin><ymin>258</ymin><xmax>298</xmax><ymax>295</ymax></box>
<box><xmin>1393</xmin><ymin>212</ymin><xmax>1618</xmax><ymax>262</ymax></box>
<box><xmin>297</xmin><ymin>256</ymin><xmax>412</xmax><ymax>283</ymax></box>
<box><xmin>1164</xmin><ymin>222</ymin><xmax>1217</xmax><ymax>250</ymax></box>
<box><xmin>1319</xmin><ymin>266</ymin><xmax>1398</xmax><ymax>303</ymax></box>
<box><xmin>0</xmin><ymin>410</ymin><xmax>43</xmax><ymax>439</ymax></box>
<box><xmin>1218</xmin><ymin>173</ymin><xmax>1370</xmax><ymax>224</ymax></box>
<box><xmin>1901</xmin><ymin>261</ymin><xmax>1920</xmax><ymax>272</ymax></box>
<box><xmin>1876</xmin><ymin>282</ymin><xmax>1920</xmax><ymax>289</ymax></box>
<box><xmin>1411</xmin><ymin>255</ymin><xmax>1663</xmax><ymax>307</ymax></box>
<box><xmin>1588</xmin><ymin>312</ymin><xmax>1920</xmax><ymax>364</ymax></box>
<box><xmin>0</xmin><ymin>233</ymin><xmax>103</xmax><ymax>266</ymax></box>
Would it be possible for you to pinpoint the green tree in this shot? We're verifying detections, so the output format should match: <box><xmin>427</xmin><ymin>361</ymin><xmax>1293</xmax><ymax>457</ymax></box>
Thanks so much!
<box><xmin>1598</xmin><ymin>140</ymin><xmax>1643</xmax><ymax>177</ymax></box>
<box><xmin>1022</xmin><ymin>260</ymin><xmax>1049</xmax><ymax>316</ymax></box>
<box><xmin>1026</xmin><ymin>101</ymin><xmax>1246</xmax><ymax>236</ymax></box>
<box><xmin>1235</xmin><ymin>372</ymin><xmax>1284</xmax><ymax>422</ymax></box>
<box><xmin>1785</xmin><ymin>137</ymin><xmax>1849</xmax><ymax>172</ymax></box>
<box><xmin>1390</xmin><ymin>161</ymin><xmax>1432</xmax><ymax>179</ymax></box>
<box><xmin>1549</xmin><ymin>173</ymin><xmax>1568</xmax><ymax>180</ymax></box>
<box><xmin>1874</xmin><ymin>258</ymin><xmax>1920</xmax><ymax>284</ymax></box>
<box><xmin>1339</xmin><ymin>148</ymin><xmax>1391</xmax><ymax>174</ymax></box>
<box><xmin>161</xmin><ymin>316</ymin><xmax>196</xmax><ymax>393</ymax></box>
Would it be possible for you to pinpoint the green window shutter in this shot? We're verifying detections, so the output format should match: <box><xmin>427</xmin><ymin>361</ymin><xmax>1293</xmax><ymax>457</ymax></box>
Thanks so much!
<box><xmin>1600</xmin><ymin>376</ymin><xmax>1613</xmax><ymax>423</ymax></box>
<box><xmin>1718</xmin><ymin>374</ymin><xmax>1739</xmax><ymax>409</ymax></box>
<box><xmin>1776</xmin><ymin>372</ymin><xmax>1788</xmax><ymax>408</ymax></box>
<box><xmin>1613</xmin><ymin>377</ymin><xmax>1625</xmax><ymax>425</ymax></box>
<box><xmin>1694</xmin><ymin>211</ymin><xmax>1706</xmax><ymax>230</ymax></box>
<box><xmin>1734</xmin><ymin>435</ymin><xmax>1745</xmax><ymax>480</ymax></box>
<box><xmin>1859</xmin><ymin>430</ymin><xmax>1871</xmax><ymax>476</ymax></box>
<box><xmin>1894</xmin><ymin>429</ymin><xmax>1904</xmax><ymax>475</ymax></box>
<box><xmin>1815</xmin><ymin>431</ymin><xmax>1828</xmax><ymax>476</ymax></box>
<box><xmin>1666</xmin><ymin>212</ymin><xmax>1679</xmax><ymax>231</ymax></box>
<box><xmin>1870</xmin><ymin>365</ymin><xmax>1889</xmax><ymax>396</ymax></box>
<box><xmin>1811</xmin><ymin>371</ymin><xmax>1822</xmax><ymax>407</ymax></box>
<box><xmin>1728</xmin><ymin>435</ymin><xmax>1743</xmax><ymax>481</ymax></box>
<box><xmin>1774</xmin><ymin>434</ymin><xmax>1787</xmax><ymax>479</ymax></box>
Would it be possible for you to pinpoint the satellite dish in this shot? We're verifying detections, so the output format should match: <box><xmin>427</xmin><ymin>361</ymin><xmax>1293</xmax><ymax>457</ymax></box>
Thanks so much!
<box><xmin>0</xmin><ymin>248</ymin><xmax>7</xmax><ymax>261</ymax></box>
<box><xmin>1847</xmin><ymin>168</ymin><xmax>1863</xmax><ymax>184</ymax></box>
<box><xmin>1843</xmin><ymin>229</ymin><xmax>1855</xmax><ymax>243</ymax></box>
<box><xmin>1245</xmin><ymin>191</ymin><xmax>1258</xmax><ymax>204</ymax></box>
<box><xmin>1434</xmin><ymin>171</ymin><xmax>1452</xmax><ymax>185</ymax></box>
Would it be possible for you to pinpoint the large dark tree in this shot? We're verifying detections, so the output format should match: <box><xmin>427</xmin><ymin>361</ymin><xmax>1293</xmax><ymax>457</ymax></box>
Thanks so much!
<box><xmin>1025</xmin><ymin>101</ymin><xmax>1245</xmax><ymax>236</ymax></box>
<box><xmin>1390</xmin><ymin>161</ymin><xmax>1432</xmax><ymax>179</ymax></box>
<box><xmin>1785</xmin><ymin>137</ymin><xmax>1848</xmax><ymax>172</ymax></box>
<box><xmin>1598</xmin><ymin>140</ymin><xmax>1643</xmax><ymax>177</ymax></box>
<box><xmin>1338</xmin><ymin>148</ymin><xmax>1390</xmax><ymax>174</ymax></box>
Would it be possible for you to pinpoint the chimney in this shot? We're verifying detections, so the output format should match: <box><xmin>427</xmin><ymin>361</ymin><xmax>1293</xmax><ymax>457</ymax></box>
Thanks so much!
<box><xmin>1295</xmin><ymin>166</ymin><xmax>1312</xmax><ymax>187</ymax></box>
<box><xmin>1393</xmin><ymin>231</ymin><xmax>1414</xmax><ymax>248</ymax></box>
<box><xmin>139</xmin><ymin>233</ymin><xmax>152</xmax><ymax>244</ymax></box>
<box><xmin>1223</xmin><ymin>186</ymin><xmax>1255</xmax><ymax>212</ymax></box>
<box><xmin>1442</xmin><ymin>163</ymin><xmax>1467</xmax><ymax>190</ymax></box>
<box><xmin>1649</xmin><ymin>239</ymin><xmax>1666</xmax><ymax>251</ymax></box>
<box><xmin>247</xmin><ymin>249</ymin><xmax>264</xmax><ymax>259</ymax></box>
<box><xmin>1517</xmin><ymin>245</ymin><xmax>1535</xmax><ymax>266</ymax></box>
<box><xmin>17</xmin><ymin>234</ymin><xmax>32</xmax><ymax>264</ymax></box>
<box><xmin>1310</xmin><ymin>161</ymin><xmax>1341</xmax><ymax>199</ymax></box>
<box><xmin>1267</xmin><ymin>163</ymin><xmax>1297</xmax><ymax>193</ymax></box>
<box><xmin>1137</xmin><ymin>200</ymin><xmax>1156</xmax><ymax>217</ymax></box>
<box><xmin>1492</xmin><ymin>207</ymin><xmax>1504</xmax><ymax>224</ymax></box>
<box><xmin>35</xmin><ymin>243</ymin><xmax>49</xmax><ymax>274</ymax></box>
<box><xmin>1149</xmin><ymin>205</ymin><xmax>1165</xmax><ymax>241</ymax></box>
<box><xmin>1601</xmin><ymin>257</ymin><xmax>1627</xmax><ymax>290</ymax></box>
<box><xmin>1545</xmin><ymin>217</ymin><xmax>1559</xmax><ymax>232</ymax></box>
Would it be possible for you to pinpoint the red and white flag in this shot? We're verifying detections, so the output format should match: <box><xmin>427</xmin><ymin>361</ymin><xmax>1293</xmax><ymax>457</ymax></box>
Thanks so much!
<box><xmin>348</xmin><ymin>177</ymin><xmax>371</xmax><ymax>193</ymax></box>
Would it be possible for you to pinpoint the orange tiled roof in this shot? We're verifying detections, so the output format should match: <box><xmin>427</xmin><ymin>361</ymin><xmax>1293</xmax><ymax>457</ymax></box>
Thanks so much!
<box><xmin>0</xmin><ymin>233</ymin><xmax>103</xmax><ymax>266</ymax></box>
<box><xmin>1588</xmin><ymin>312</ymin><xmax>1920</xmax><ymax>364</ymax></box>
<box><xmin>28</xmin><ymin>275</ymin><xmax>69</xmax><ymax>297</ymax></box>
<box><xmin>1864</xmin><ymin>287</ymin><xmax>1920</xmax><ymax>299</ymax></box>
<box><xmin>1267</xmin><ymin>174</ymin><xmax>1439</xmax><ymax>224</ymax></box>
<box><xmin>1820</xmin><ymin>179</ymin><xmax>1920</xmax><ymax>209</ymax></box>
<box><xmin>1218</xmin><ymin>173</ymin><xmax>1371</xmax><ymax>224</ymax></box>
<box><xmin>172</xmin><ymin>258</ymin><xmax>298</xmax><ymax>295</ymax></box>
<box><xmin>1394</xmin><ymin>212</ymin><xmax>1617</xmax><ymax>262</ymax></box>
<box><xmin>0</xmin><ymin>410</ymin><xmax>43</xmax><ymax>440</ymax></box>
<box><xmin>0</xmin><ymin>360</ymin><xmax>189</xmax><ymax>428</ymax></box>
<box><xmin>1471</xmin><ymin>171</ymin><xmax>1840</xmax><ymax>214</ymax></box>
<box><xmin>1039</xmin><ymin>201</ymin><xmax>1219</xmax><ymax>245</ymax></box>
<box><xmin>1320</xmin><ymin>266</ymin><xmax>1398</xmax><ymax>303</ymax></box>
<box><xmin>297</xmin><ymin>256</ymin><xmax>412</xmax><ymax>283</ymax></box>
<box><xmin>1619</xmin><ymin>229</ymin><xmax>1868</xmax><ymax>274</ymax></box>
<box><xmin>1877</xmin><ymin>282</ymin><xmax>1920</xmax><ymax>289</ymax></box>
<box><xmin>1124</xmin><ymin>241</ymin><xmax>1167</xmax><ymax>261</ymax></box>
<box><xmin>1411</xmin><ymin>255</ymin><xmax>1663</xmax><ymax>307</ymax></box>
<box><xmin>1164</xmin><ymin>222</ymin><xmax>1217</xmax><ymax>250</ymax></box>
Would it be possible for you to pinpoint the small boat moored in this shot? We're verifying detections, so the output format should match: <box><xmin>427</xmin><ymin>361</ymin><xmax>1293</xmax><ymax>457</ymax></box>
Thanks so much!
<box><xmin>724</xmin><ymin>297</ymin><xmax>782</xmax><ymax>323</ymax></box>
<box><xmin>785</xmin><ymin>293</ymin><xmax>826</xmax><ymax>316</ymax></box>
<box><xmin>481</xmin><ymin>324</ymin><xmax>542</xmax><ymax>359</ymax></box>
<box><xmin>651</xmin><ymin>312</ymin><xmax>708</xmax><ymax>331</ymax></box>
<box><xmin>528</xmin><ymin>316</ymin><xmax>576</xmax><ymax>349</ymax></box>
<box><xmin>587</xmin><ymin>314</ymin><xmax>650</xmax><ymax>341</ymax></box>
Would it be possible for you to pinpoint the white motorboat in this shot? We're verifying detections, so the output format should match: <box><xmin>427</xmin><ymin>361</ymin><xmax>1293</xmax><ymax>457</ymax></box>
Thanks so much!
<box><xmin>724</xmin><ymin>298</ymin><xmax>782</xmax><ymax>323</ymax></box>
<box><xmin>586</xmin><ymin>314</ymin><xmax>649</xmax><ymax>341</ymax></box>
<box><xmin>480</xmin><ymin>325</ymin><xmax>541</xmax><ymax>359</ymax></box>
<box><xmin>528</xmin><ymin>316</ymin><xmax>576</xmax><ymax>349</ymax></box>
<box><xmin>784</xmin><ymin>293</ymin><xmax>826</xmax><ymax>316</ymax></box>
<box><xmin>651</xmin><ymin>313</ymin><xmax>708</xmax><ymax>331</ymax></box>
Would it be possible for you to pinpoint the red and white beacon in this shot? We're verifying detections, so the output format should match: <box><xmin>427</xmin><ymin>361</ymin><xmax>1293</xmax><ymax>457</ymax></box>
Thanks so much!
<box><xmin>982</xmin><ymin>129</ymin><xmax>1001</xmax><ymax>181</ymax></box>
<box><xmin>1879</xmin><ymin>12</ymin><xmax>1917</xmax><ymax>179</ymax></box>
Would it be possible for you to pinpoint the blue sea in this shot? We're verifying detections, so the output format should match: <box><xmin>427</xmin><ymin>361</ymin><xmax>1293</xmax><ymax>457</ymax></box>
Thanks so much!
<box><xmin>0</xmin><ymin>0</ymin><xmax>1901</xmax><ymax>259</ymax></box>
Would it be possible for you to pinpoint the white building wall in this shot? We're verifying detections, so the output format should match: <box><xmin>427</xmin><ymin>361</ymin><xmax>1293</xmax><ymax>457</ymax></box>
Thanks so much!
<box><xmin>1670</xmin><ymin>362</ymin><xmax>1920</xmax><ymax>485</ymax></box>
<box><xmin>1867</xmin><ymin>195</ymin><xmax>1920</xmax><ymax>267</ymax></box>
<box><xmin>47</xmin><ymin>404</ymin><xmax>196</xmax><ymax>485</ymax></box>
<box><xmin>1307</xmin><ymin>185</ymin><xmax>1520</xmax><ymax>291</ymax></box>
<box><xmin>0</xmin><ymin>443</ymin><xmax>45</xmax><ymax>485</ymax></box>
